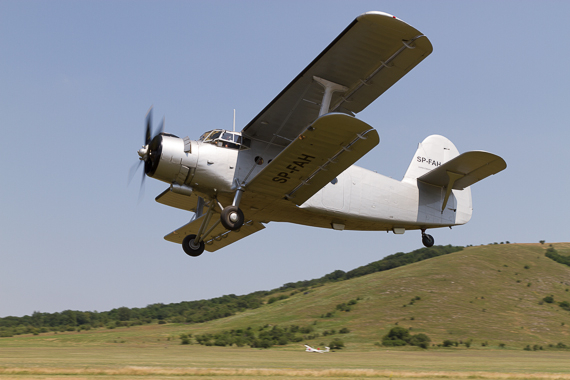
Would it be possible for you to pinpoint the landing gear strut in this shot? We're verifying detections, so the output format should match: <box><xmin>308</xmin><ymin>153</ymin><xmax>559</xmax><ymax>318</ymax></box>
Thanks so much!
<box><xmin>421</xmin><ymin>229</ymin><xmax>434</xmax><ymax>248</ymax></box>
<box><xmin>180</xmin><ymin>186</ymin><xmax>246</xmax><ymax>257</ymax></box>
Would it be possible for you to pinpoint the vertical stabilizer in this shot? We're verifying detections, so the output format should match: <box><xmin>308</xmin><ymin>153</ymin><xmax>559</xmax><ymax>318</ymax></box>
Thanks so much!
<box><xmin>403</xmin><ymin>135</ymin><xmax>472</xmax><ymax>225</ymax></box>
<box><xmin>403</xmin><ymin>135</ymin><xmax>459</xmax><ymax>183</ymax></box>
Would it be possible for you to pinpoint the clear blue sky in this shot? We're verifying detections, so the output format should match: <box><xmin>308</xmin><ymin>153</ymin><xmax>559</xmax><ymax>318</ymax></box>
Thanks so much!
<box><xmin>1</xmin><ymin>1</ymin><xmax>569</xmax><ymax>318</ymax></box>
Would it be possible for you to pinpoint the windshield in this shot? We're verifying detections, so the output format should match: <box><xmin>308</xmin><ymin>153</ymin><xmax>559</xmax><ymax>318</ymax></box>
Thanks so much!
<box><xmin>199</xmin><ymin>129</ymin><xmax>248</xmax><ymax>149</ymax></box>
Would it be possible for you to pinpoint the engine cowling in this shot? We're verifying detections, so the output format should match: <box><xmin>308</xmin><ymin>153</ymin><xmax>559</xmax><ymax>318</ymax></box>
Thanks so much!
<box><xmin>144</xmin><ymin>133</ymin><xmax>198</xmax><ymax>186</ymax></box>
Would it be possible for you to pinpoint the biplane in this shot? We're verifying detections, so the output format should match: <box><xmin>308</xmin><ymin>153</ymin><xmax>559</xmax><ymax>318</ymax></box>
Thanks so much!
<box><xmin>132</xmin><ymin>11</ymin><xmax>506</xmax><ymax>257</ymax></box>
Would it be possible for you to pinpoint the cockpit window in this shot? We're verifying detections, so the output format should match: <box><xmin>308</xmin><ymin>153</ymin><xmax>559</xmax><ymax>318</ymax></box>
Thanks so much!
<box><xmin>199</xmin><ymin>131</ymin><xmax>213</xmax><ymax>141</ymax></box>
<box><xmin>199</xmin><ymin>129</ymin><xmax>248</xmax><ymax>150</ymax></box>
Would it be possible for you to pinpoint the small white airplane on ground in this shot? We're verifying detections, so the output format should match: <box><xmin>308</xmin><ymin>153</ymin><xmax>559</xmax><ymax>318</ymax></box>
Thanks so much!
<box><xmin>305</xmin><ymin>345</ymin><xmax>330</xmax><ymax>353</ymax></box>
<box><xmin>132</xmin><ymin>11</ymin><xmax>506</xmax><ymax>257</ymax></box>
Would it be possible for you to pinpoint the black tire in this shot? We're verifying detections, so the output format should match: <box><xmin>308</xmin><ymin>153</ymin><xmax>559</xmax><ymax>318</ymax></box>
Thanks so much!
<box><xmin>422</xmin><ymin>234</ymin><xmax>435</xmax><ymax>248</ymax></box>
<box><xmin>220</xmin><ymin>206</ymin><xmax>244</xmax><ymax>230</ymax></box>
<box><xmin>182</xmin><ymin>234</ymin><xmax>205</xmax><ymax>257</ymax></box>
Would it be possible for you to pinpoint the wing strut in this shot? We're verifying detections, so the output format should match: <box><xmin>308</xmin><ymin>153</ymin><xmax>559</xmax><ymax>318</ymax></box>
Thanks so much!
<box><xmin>313</xmin><ymin>76</ymin><xmax>348</xmax><ymax>116</ymax></box>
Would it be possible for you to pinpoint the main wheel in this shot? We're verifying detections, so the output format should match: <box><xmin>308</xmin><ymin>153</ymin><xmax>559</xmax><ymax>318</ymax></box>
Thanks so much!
<box><xmin>220</xmin><ymin>205</ymin><xmax>244</xmax><ymax>230</ymax></box>
<box><xmin>182</xmin><ymin>234</ymin><xmax>205</xmax><ymax>257</ymax></box>
<box><xmin>422</xmin><ymin>234</ymin><xmax>435</xmax><ymax>248</ymax></box>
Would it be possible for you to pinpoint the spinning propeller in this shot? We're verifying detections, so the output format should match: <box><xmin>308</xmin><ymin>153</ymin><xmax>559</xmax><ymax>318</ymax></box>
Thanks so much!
<box><xmin>128</xmin><ymin>107</ymin><xmax>164</xmax><ymax>198</ymax></box>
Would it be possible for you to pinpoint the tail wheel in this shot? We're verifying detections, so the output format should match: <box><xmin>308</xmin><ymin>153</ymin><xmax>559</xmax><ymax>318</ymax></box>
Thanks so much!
<box><xmin>220</xmin><ymin>206</ymin><xmax>244</xmax><ymax>231</ymax></box>
<box><xmin>182</xmin><ymin>234</ymin><xmax>205</xmax><ymax>257</ymax></box>
<box><xmin>422</xmin><ymin>234</ymin><xmax>435</xmax><ymax>248</ymax></box>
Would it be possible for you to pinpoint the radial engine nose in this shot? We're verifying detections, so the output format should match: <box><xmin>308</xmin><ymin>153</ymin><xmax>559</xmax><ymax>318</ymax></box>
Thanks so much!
<box><xmin>143</xmin><ymin>133</ymin><xmax>198</xmax><ymax>185</ymax></box>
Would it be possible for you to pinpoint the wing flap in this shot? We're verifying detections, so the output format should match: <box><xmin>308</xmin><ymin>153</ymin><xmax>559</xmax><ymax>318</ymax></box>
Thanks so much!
<box><xmin>245</xmin><ymin>113</ymin><xmax>379</xmax><ymax>205</ymax></box>
<box><xmin>418</xmin><ymin>151</ymin><xmax>507</xmax><ymax>190</ymax></box>
<box><xmin>164</xmin><ymin>217</ymin><xmax>265</xmax><ymax>253</ymax></box>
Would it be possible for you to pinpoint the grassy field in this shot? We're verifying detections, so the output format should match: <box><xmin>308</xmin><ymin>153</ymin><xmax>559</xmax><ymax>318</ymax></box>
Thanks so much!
<box><xmin>2</xmin><ymin>345</ymin><xmax>570</xmax><ymax>379</ymax></box>
<box><xmin>3</xmin><ymin>243</ymin><xmax>570</xmax><ymax>379</ymax></box>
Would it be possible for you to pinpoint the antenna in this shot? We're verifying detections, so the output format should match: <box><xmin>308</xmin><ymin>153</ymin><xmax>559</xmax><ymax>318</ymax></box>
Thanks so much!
<box><xmin>233</xmin><ymin>109</ymin><xmax>236</xmax><ymax>132</ymax></box>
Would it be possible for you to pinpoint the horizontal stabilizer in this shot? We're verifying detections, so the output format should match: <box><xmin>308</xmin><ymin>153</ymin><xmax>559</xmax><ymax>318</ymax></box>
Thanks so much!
<box><xmin>418</xmin><ymin>151</ymin><xmax>507</xmax><ymax>190</ymax></box>
<box><xmin>245</xmin><ymin>113</ymin><xmax>379</xmax><ymax>206</ymax></box>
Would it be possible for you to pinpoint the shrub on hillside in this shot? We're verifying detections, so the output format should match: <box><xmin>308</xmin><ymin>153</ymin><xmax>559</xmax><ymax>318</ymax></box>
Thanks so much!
<box><xmin>409</xmin><ymin>333</ymin><xmax>431</xmax><ymax>349</ymax></box>
<box><xmin>189</xmin><ymin>323</ymin><xmax>318</xmax><ymax>349</ymax></box>
<box><xmin>329</xmin><ymin>338</ymin><xmax>344</xmax><ymax>350</ymax></box>
<box><xmin>382</xmin><ymin>327</ymin><xmax>430</xmax><ymax>349</ymax></box>
<box><xmin>382</xmin><ymin>326</ymin><xmax>410</xmax><ymax>347</ymax></box>
<box><xmin>336</xmin><ymin>303</ymin><xmax>352</xmax><ymax>312</ymax></box>
<box><xmin>544</xmin><ymin>247</ymin><xmax>570</xmax><ymax>268</ymax></box>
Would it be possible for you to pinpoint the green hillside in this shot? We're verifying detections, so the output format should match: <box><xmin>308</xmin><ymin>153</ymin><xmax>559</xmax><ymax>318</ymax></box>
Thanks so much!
<box><xmin>2</xmin><ymin>243</ymin><xmax>570</xmax><ymax>350</ymax></box>
<box><xmin>187</xmin><ymin>242</ymin><xmax>570</xmax><ymax>349</ymax></box>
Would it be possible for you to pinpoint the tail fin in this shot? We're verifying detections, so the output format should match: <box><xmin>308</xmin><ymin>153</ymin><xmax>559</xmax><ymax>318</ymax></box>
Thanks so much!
<box><xmin>402</xmin><ymin>135</ymin><xmax>506</xmax><ymax>225</ymax></box>
<box><xmin>403</xmin><ymin>135</ymin><xmax>459</xmax><ymax>183</ymax></box>
<box><xmin>403</xmin><ymin>135</ymin><xmax>470</xmax><ymax>224</ymax></box>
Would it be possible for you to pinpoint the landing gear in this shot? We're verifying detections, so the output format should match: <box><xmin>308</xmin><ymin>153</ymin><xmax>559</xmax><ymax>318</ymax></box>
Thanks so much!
<box><xmin>182</xmin><ymin>234</ymin><xmax>205</xmax><ymax>257</ymax></box>
<box><xmin>421</xmin><ymin>230</ymin><xmax>434</xmax><ymax>248</ymax></box>
<box><xmin>422</xmin><ymin>234</ymin><xmax>434</xmax><ymax>247</ymax></box>
<box><xmin>179</xmin><ymin>185</ymin><xmax>246</xmax><ymax>257</ymax></box>
<box><xmin>220</xmin><ymin>205</ymin><xmax>244</xmax><ymax>231</ymax></box>
<box><xmin>220</xmin><ymin>183</ymin><xmax>245</xmax><ymax>231</ymax></box>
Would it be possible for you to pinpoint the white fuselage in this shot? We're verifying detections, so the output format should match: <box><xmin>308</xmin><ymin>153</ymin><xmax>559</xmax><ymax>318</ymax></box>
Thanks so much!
<box><xmin>151</xmin><ymin>134</ymin><xmax>473</xmax><ymax>234</ymax></box>
<box><xmin>247</xmin><ymin>163</ymin><xmax>472</xmax><ymax>233</ymax></box>
<box><xmin>298</xmin><ymin>165</ymin><xmax>472</xmax><ymax>231</ymax></box>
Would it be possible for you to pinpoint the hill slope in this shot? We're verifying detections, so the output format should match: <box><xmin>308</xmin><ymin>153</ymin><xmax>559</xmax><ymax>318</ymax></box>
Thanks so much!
<box><xmin>187</xmin><ymin>243</ymin><xmax>570</xmax><ymax>348</ymax></box>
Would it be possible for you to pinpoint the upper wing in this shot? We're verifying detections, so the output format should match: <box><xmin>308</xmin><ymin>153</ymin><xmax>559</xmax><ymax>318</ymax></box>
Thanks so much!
<box><xmin>245</xmin><ymin>113</ymin><xmax>379</xmax><ymax>205</ymax></box>
<box><xmin>417</xmin><ymin>151</ymin><xmax>507</xmax><ymax>190</ymax></box>
<box><xmin>241</xmin><ymin>11</ymin><xmax>432</xmax><ymax>150</ymax></box>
